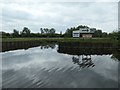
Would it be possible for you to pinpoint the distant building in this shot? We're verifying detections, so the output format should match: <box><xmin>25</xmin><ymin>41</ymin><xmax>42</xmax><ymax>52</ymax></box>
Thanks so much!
<box><xmin>72</xmin><ymin>27</ymin><xmax>95</xmax><ymax>38</ymax></box>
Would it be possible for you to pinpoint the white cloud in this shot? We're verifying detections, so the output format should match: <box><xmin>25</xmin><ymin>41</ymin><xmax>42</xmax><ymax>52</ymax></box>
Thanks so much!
<box><xmin>1</xmin><ymin>1</ymin><xmax>118</xmax><ymax>33</ymax></box>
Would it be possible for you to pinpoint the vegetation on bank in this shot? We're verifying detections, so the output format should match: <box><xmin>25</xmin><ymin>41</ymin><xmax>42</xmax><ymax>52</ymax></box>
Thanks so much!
<box><xmin>2</xmin><ymin>38</ymin><xmax>118</xmax><ymax>44</ymax></box>
<box><xmin>1</xmin><ymin>25</ymin><xmax>120</xmax><ymax>39</ymax></box>
<box><xmin>1</xmin><ymin>25</ymin><xmax>119</xmax><ymax>46</ymax></box>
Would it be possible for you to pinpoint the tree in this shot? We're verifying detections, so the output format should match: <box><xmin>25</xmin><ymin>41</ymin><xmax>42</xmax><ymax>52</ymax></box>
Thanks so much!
<box><xmin>40</xmin><ymin>28</ymin><xmax>44</xmax><ymax>34</ymax></box>
<box><xmin>44</xmin><ymin>28</ymin><xmax>49</xmax><ymax>34</ymax></box>
<box><xmin>13</xmin><ymin>29</ymin><xmax>19</xmax><ymax>37</ymax></box>
<box><xmin>64</xmin><ymin>28</ymin><xmax>73</xmax><ymax>37</ymax></box>
<box><xmin>1</xmin><ymin>31</ymin><xmax>10</xmax><ymax>38</ymax></box>
<box><xmin>108</xmin><ymin>30</ymin><xmax>119</xmax><ymax>39</ymax></box>
<box><xmin>60</xmin><ymin>31</ymin><xmax>62</xmax><ymax>35</ymax></box>
<box><xmin>93</xmin><ymin>30</ymin><xmax>102</xmax><ymax>37</ymax></box>
<box><xmin>50</xmin><ymin>28</ymin><xmax>55</xmax><ymax>34</ymax></box>
<box><xmin>21</xmin><ymin>27</ymin><xmax>31</xmax><ymax>37</ymax></box>
<box><xmin>76</xmin><ymin>25</ymin><xmax>89</xmax><ymax>30</ymax></box>
<box><xmin>102</xmin><ymin>32</ymin><xmax>108</xmax><ymax>37</ymax></box>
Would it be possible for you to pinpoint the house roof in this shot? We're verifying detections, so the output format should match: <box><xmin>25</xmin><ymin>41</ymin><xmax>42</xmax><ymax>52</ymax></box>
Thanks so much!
<box><xmin>79</xmin><ymin>31</ymin><xmax>94</xmax><ymax>34</ymax></box>
<box><xmin>73</xmin><ymin>27</ymin><xmax>95</xmax><ymax>34</ymax></box>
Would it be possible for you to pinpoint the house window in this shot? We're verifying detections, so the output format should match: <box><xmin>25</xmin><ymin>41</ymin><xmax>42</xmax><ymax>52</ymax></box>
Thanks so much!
<box><xmin>73</xmin><ymin>33</ymin><xmax>79</xmax><ymax>37</ymax></box>
<box><xmin>74</xmin><ymin>33</ymin><xmax>79</xmax><ymax>35</ymax></box>
<box><xmin>82</xmin><ymin>30</ymin><xmax>89</xmax><ymax>32</ymax></box>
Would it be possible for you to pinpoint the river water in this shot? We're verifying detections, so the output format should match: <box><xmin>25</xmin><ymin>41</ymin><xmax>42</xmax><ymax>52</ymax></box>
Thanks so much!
<box><xmin>1</xmin><ymin>43</ymin><xmax>119</xmax><ymax>88</ymax></box>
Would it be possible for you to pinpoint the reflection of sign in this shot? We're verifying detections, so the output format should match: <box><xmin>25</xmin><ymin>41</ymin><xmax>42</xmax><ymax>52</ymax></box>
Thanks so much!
<box><xmin>82</xmin><ymin>34</ymin><xmax>92</xmax><ymax>38</ymax></box>
<box><xmin>72</xmin><ymin>55</ymin><xmax>95</xmax><ymax>68</ymax></box>
<box><xmin>58</xmin><ymin>42</ymin><xmax>119</xmax><ymax>61</ymax></box>
<box><xmin>57</xmin><ymin>42</ymin><xmax>115</xmax><ymax>55</ymax></box>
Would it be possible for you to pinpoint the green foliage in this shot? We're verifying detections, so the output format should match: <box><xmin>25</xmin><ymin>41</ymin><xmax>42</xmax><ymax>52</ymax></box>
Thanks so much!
<box><xmin>76</xmin><ymin>25</ymin><xmax>89</xmax><ymax>29</ymax></box>
<box><xmin>1</xmin><ymin>31</ymin><xmax>10</xmax><ymax>38</ymax></box>
<box><xmin>21</xmin><ymin>27</ymin><xmax>31</xmax><ymax>37</ymax></box>
<box><xmin>108</xmin><ymin>30</ymin><xmax>119</xmax><ymax>40</ymax></box>
<box><xmin>64</xmin><ymin>28</ymin><xmax>73</xmax><ymax>37</ymax></box>
<box><xmin>40</xmin><ymin>28</ymin><xmax>56</xmax><ymax>34</ymax></box>
<box><xmin>40</xmin><ymin>28</ymin><xmax>44</xmax><ymax>34</ymax></box>
<box><xmin>60</xmin><ymin>31</ymin><xmax>62</xmax><ymax>35</ymax></box>
<box><xmin>50</xmin><ymin>28</ymin><xmax>55</xmax><ymax>34</ymax></box>
<box><xmin>1</xmin><ymin>25</ymin><xmax>119</xmax><ymax>39</ymax></box>
<box><xmin>102</xmin><ymin>32</ymin><xmax>108</xmax><ymax>37</ymax></box>
<box><xmin>93</xmin><ymin>30</ymin><xmax>102</xmax><ymax>37</ymax></box>
<box><xmin>2</xmin><ymin>38</ymin><xmax>118</xmax><ymax>44</ymax></box>
<box><xmin>12</xmin><ymin>29</ymin><xmax>19</xmax><ymax>37</ymax></box>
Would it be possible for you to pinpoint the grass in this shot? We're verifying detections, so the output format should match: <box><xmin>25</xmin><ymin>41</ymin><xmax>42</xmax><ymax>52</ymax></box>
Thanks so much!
<box><xmin>1</xmin><ymin>37</ymin><xmax>118</xmax><ymax>44</ymax></box>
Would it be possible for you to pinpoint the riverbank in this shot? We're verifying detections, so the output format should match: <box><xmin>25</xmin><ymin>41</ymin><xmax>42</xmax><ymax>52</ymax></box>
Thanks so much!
<box><xmin>1</xmin><ymin>37</ymin><xmax>118</xmax><ymax>43</ymax></box>
<box><xmin>1</xmin><ymin>37</ymin><xmax>119</xmax><ymax>52</ymax></box>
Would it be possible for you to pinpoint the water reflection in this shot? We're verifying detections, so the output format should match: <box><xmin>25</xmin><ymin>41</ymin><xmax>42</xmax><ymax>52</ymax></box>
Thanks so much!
<box><xmin>72</xmin><ymin>55</ymin><xmax>95</xmax><ymax>68</ymax></box>
<box><xmin>1</xmin><ymin>42</ymin><xmax>119</xmax><ymax>88</ymax></box>
<box><xmin>40</xmin><ymin>43</ymin><xmax>55</xmax><ymax>49</ymax></box>
<box><xmin>2</xmin><ymin>41</ymin><xmax>56</xmax><ymax>52</ymax></box>
<box><xmin>111</xmin><ymin>50</ymin><xmax>120</xmax><ymax>61</ymax></box>
<box><xmin>57</xmin><ymin>42</ymin><xmax>120</xmax><ymax>61</ymax></box>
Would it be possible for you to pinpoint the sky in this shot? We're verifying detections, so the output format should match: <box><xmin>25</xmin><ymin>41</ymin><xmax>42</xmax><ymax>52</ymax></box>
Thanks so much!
<box><xmin>0</xmin><ymin>0</ymin><xmax>119</xmax><ymax>33</ymax></box>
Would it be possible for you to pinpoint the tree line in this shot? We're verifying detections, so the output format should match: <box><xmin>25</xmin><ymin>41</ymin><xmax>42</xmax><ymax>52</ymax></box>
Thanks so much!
<box><xmin>64</xmin><ymin>25</ymin><xmax>119</xmax><ymax>39</ymax></box>
<box><xmin>1</xmin><ymin>27</ymin><xmax>62</xmax><ymax>38</ymax></box>
<box><xmin>1</xmin><ymin>25</ymin><xmax>120</xmax><ymax>40</ymax></box>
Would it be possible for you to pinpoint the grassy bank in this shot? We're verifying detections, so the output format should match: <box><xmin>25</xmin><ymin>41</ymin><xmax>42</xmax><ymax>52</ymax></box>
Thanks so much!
<box><xmin>1</xmin><ymin>37</ymin><xmax>118</xmax><ymax>44</ymax></box>
<box><xmin>2</xmin><ymin>37</ymin><xmax>119</xmax><ymax>52</ymax></box>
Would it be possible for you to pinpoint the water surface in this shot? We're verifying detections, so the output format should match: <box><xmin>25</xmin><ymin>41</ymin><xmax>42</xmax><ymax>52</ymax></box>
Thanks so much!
<box><xmin>1</xmin><ymin>43</ymin><xmax>119</xmax><ymax>88</ymax></box>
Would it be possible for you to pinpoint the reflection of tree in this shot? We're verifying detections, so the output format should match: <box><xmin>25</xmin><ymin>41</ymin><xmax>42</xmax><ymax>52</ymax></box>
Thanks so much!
<box><xmin>2</xmin><ymin>41</ymin><xmax>56</xmax><ymax>52</ymax></box>
<box><xmin>111</xmin><ymin>50</ymin><xmax>120</xmax><ymax>61</ymax></box>
<box><xmin>40</xmin><ymin>43</ymin><xmax>55</xmax><ymax>49</ymax></box>
<box><xmin>72</xmin><ymin>55</ymin><xmax>95</xmax><ymax>68</ymax></box>
<box><xmin>58</xmin><ymin>42</ymin><xmax>120</xmax><ymax>62</ymax></box>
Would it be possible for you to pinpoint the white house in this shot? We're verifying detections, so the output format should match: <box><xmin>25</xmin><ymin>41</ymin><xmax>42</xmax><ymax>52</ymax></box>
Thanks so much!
<box><xmin>72</xmin><ymin>31</ymin><xmax>80</xmax><ymax>37</ymax></box>
<box><xmin>73</xmin><ymin>27</ymin><xmax>95</xmax><ymax>38</ymax></box>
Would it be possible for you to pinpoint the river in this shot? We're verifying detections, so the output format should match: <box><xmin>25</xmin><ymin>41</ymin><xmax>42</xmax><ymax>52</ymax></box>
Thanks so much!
<box><xmin>1</xmin><ymin>42</ymin><xmax>119</xmax><ymax>88</ymax></box>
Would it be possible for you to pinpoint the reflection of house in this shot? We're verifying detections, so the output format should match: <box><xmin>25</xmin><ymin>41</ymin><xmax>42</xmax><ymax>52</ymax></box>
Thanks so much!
<box><xmin>73</xmin><ymin>27</ymin><xmax>96</xmax><ymax>38</ymax></box>
<box><xmin>72</xmin><ymin>55</ymin><xmax>95</xmax><ymax>68</ymax></box>
<box><xmin>57</xmin><ymin>42</ymin><xmax>114</xmax><ymax>55</ymax></box>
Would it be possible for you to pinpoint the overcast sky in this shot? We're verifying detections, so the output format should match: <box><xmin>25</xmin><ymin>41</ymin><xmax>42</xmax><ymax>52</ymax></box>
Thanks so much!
<box><xmin>1</xmin><ymin>0</ymin><xmax>119</xmax><ymax>33</ymax></box>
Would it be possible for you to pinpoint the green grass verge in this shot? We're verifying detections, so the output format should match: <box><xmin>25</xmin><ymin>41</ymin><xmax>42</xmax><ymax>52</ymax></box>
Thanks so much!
<box><xmin>1</xmin><ymin>37</ymin><xmax>118</xmax><ymax>44</ymax></box>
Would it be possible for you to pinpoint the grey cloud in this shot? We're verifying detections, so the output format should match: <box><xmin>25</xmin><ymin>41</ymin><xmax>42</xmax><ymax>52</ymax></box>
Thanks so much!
<box><xmin>2</xmin><ymin>8</ymin><xmax>34</xmax><ymax>21</ymax></box>
<box><xmin>1</xmin><ymin>2</ymin><xmax>118</xmax><ymax>33</ymax></box>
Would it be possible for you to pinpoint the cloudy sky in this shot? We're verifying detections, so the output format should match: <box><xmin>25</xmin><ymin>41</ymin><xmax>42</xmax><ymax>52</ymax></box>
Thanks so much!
<box><xmin>1</xmin><ymin>0</ymin><xmax>119</xmax><ymax>33</ymax></box>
